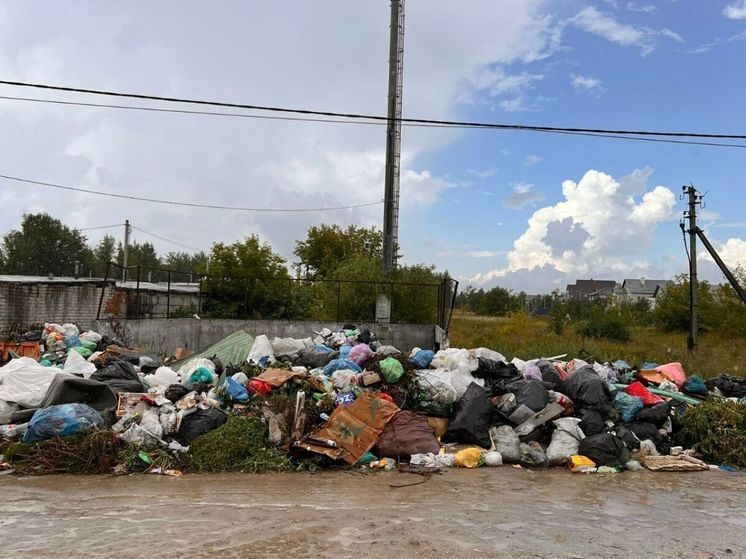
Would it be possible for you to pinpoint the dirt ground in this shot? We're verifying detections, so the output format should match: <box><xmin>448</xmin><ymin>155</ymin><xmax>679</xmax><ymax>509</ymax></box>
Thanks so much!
<box><xmin>0</xmin><ymin>468</ymin><xmax>744</xmax><ymax>559</ymax></box>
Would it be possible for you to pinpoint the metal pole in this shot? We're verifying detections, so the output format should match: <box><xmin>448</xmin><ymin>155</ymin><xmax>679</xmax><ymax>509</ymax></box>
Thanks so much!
<box><xmin>685</xmin><ymin>186</ymin><xmax>698</xmax><ymax>352</ymax></box>
<box><xmin>122</xmin><ymin>219</ymin><xmax>130</xmax><ymax>282</ymax></box>
<box><xmin>167</xmin><ymin>270</ymin><xmax>172</xmax><ymax>319</ymax></box>
<box><xmin>96</xmin><ymin>261</ymin><xmax>110</xmax><ymax>320</ymax></box>
<box><xmin>136</xmin><ymin>265</ymin><xmax>141</xmax><ymax>318</ymax></box>
<box><xmin>696</xmin><ymin>228</ymin><xmax>746</xmax><ymax>304</ymax></box>
<box><xmin>382</xmin><ymin>0</ymin><xmax>405</xmax><ymax>275</ymax></box>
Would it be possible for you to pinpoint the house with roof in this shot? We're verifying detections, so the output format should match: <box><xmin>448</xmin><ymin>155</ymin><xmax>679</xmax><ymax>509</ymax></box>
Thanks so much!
<box><xmin>565</xmin><ymin>279</ymin><xmax>618</xmax><ymax>302</ymax></box>
<box><xmin>618</xmin><ymin>278</ymin><xmax>671</xmax><ymax>308</ymax></box>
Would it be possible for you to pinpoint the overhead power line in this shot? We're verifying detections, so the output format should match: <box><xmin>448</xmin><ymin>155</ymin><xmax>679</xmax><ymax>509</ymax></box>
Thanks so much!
<box><xmin>77</xmin><ymin>223</ymin><xmax>123</xmax><ymax>231</ymax></box>
<box><xmin>0</xmin><ymin>173</ymin><xmax>383</xmax><ymax>213</ymax></box>
<box><xmin>1</xmin><ymin>79</ymin><xmax>745</xmax><ymax>141</ymax></box>
<box><xmin>130</xmin><ymin>224</ymin><xmax>203</xmax><ymax>252</ymax></box>
<box><xmin>1</xmin><ymin>94</ymin><xmax>744</xmax><ymax>150</ymax></box>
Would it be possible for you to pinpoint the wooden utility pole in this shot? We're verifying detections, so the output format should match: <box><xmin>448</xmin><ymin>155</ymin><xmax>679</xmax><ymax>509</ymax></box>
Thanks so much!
<box><xmin>684</xmin><ymin>186</ymin><xmax>699</xmax><ymax>352</ymax></box>
<box><xmin>122</xmin><ymin>219</ymin><xmax>131</xmax><ymax>282</ymax></box>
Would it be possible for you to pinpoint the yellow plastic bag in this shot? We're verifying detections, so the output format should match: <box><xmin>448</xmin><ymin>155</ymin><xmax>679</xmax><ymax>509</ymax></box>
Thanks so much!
<box><xmin>569</xmin><ymin>454</ymin><xmax>595</xmax><ymax>472</ymax></box>
<box><xmin>454</xmin><ymin>448</ymin><xmax>482</xmax><ymax>468</ymax></box>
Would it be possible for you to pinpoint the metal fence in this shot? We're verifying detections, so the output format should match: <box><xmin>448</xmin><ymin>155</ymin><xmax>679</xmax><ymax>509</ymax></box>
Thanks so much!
<box><xmin>97</xmin><ymin>262</ymin><xmax>458</xmax><ymax>331</ymax></box>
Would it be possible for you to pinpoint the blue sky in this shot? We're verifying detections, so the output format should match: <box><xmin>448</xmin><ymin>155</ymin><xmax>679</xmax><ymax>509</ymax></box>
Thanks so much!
<box><xmin>0</xmin><ymin>1</ymin><xmax>744</xmax><ymax>293</ymax></box>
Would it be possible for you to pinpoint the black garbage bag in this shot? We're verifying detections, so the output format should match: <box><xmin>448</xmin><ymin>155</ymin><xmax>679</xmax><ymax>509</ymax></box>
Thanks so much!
<box><xmin>505</xmin><ymin>379</ymin><xmax>549</xmax><ymax>412</ymax></box>
<box><xmin>611</xmin><ymin>424</ymin><xmax>641</xmax><ymax>451</ymax></box>
<box><xmin>623</xmin><ymin>421</ymin><xmax>661</xmax><ymax>445</ymax></box>
<box><xmin>10</xmin><ymin>374</ymin><xmax>117</xmax><ymax>424</ymax></box>
<box><xmin>297</xmin><ymin>347</ymin><xmax>339</xmax><ymax>369</ymax></box>
<box><xmin>174</xmin><ymin>408</ymin><xmax>228</xmax><ymax>445</ymax></box>
<box><xmin>480</xmin><ymin>361</ymin><xmax>522</xmax><ymax>395</ymax></box>
<box><xmin>90</xmin><ymin>360</ymin><xmax>146</xmax><ymax>393</ymax></box>
<box><xmin>165</xmin><ymin>384</ymin><xmax>191</xmax><ymax>403</ymax></box>
<box><xmin>441</xmin><ymin>383</ymin><xmax>493</xmax><ymax>448</ymax></box>
<box><xmin>706</xmin><ymin>374</ymin><xmax>746</xmax><ymax>398</ymax></box>
<box><xmin>209</xmin><ymin>355</ymin><xmax>224</xmax><ymax>376</ymax></box>
<box><xmin>358</xmin><ymin>329</ymin><xmax>374</xmax><ymax>345</ymax></box>
<box><xmin>635</xmin><ymin>402</ymin><xmax>670</xmax><ymax>428</ymax></box>
<box><xmin>519</xmin><ymin>441</ymin><xmax>548</xmax><ymax>468</ymax></box>
<box><xmin>578</xmin><ymin>408</ymin><xmax>606</xmax><ymax>436</ymax></box>
<box><xmin>536</xmin><ymin>360</ymin><xmax>562</xmax><ymax>390</ymax></box>
<box><xmin>578</xmin><ymin>433</ymin><xmax>630</xmax><ymax>467</ymax></box>
<box><xmin>95</xmin><ymin>335</ymin><xmax>125</xmax><ymax>352</ymax></box>
<box><xmin>558</xmin><ymin>366</ymin><xmax>612</xmax><ymax>412</ymax></box>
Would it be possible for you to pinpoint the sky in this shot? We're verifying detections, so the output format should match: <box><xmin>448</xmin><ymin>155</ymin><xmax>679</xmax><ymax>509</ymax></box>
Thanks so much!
<box><xmin>0</xmin><ymin>0</ymin><xmax>744</xmax><ymax>294</ymax></box>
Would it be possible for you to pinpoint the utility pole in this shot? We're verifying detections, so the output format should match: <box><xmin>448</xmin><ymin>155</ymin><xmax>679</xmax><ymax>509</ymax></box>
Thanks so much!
<box><xmin>123</xmin><ymin>219</ymin><xmax>131</xmax><ymax>282</ymax></box>
<box><xmin>382</xmin><ymin>0</ymin><xmax>405</xmax><ymax>276</ymax></box>
<box><xmin>684</xmin><ymin>185</ymin><xmax>700</xmax><ymax>352</ymax></box>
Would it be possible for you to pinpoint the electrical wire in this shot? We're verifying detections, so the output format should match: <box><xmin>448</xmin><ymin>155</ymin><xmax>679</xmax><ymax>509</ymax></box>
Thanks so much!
<box><xmin>130</xmin><ymin>224</ymin><xmax>204</xmax><ymax>252</ymax></box>
<box><xmin>0</xmin><ymin>173</ymin><xmax>384</xmax><ymax>213</ymax></box>
<box><xmin>1</xmin><ymin>79</ymin><xmax>745</xmax><ymax>140</ymax></box>
<box><xmin>2</xmin><ymin>94</ymin><xmax>745</xmax><ymax>149</ymax></box>
<box><xmin>77</xmin><ymin>223</ymin><xmax>123</xmax><ymax>231</ymax></box>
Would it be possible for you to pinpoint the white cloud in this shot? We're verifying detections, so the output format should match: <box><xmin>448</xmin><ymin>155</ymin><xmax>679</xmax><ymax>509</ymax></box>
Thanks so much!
<box><xmin>466</xmin><ymin>167</ymin><xmax>498</xmax><ymax>179</ymax></box>
<box><xmin>524</xmin><ymin>154</ymin><xmax>543</xmax><ymax>166</ymax></box>
<box><xmin>570</xmin><ymin>73</ymin><xmax>604</xmax><ymax>93</ymax></box>
<box><xmin>699</xmin><ymin>238</ymin><xmax>746</xmax><ymax>270</ymax></box>
<box><xmin>473</xmin><ymin>168</ymin><xmax>677</xmax><ymax>289</ymax></box>
<box><xmin>499</xmin><ymin>96</ymin><xmax>533</xmax><ymax>112</ymax></box>
<box><xmin>723</xmin><ymin>0</ymin><xmax>746</xmax><ymax>20</ymax></box>
<box><xmin>468</xmin><ymin>66</ymin><xmax>544</xmax><ymax>97</ymax></box>
<box><xmin>499</xmin><ymin>147</ymin><xmax>511</xmax><ymax>156</ymax></box>
<box><xmin>503</xmin><ymin>182</ymin><xmax>546</xmax><ymax>209</ymax></box>
<box><xmin>567</xmin><ymin>6</ymin><xmax>683</xmax><ymax>56</ymax></box>
<box><xmin>466</xmin><ymin>250</ymin><xmax>504</xmax><ymax>259</ymax></box>
<box><xmin>0</xmin><ymin>1</ymin><xmax>562</xmax><ymax>261</ymax></box>
<box><xmin>689</xmin><ymin>29</ymin><xmax>746</xmax><ymax>54</ymax></box>
<box><xmin>625</xmin><ymin>2</ymin><xmax>656</xmax><ymax>13</ymax></box>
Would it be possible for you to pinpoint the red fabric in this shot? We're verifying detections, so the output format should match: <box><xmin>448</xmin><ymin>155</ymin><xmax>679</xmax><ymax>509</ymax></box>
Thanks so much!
<box><xmin>248</xmin><ymin>379</ymin><xmax>273</xmax><ymax>397</ymax></box>
<box><xmin>625</xmin><ymin>381</ymin><xmax>663</xmax><ymax>407</ymax></box>
<box><xmin>378</xmin><ymin>393</ymin><xmax>394</xmax><ymax>403</ymax></box>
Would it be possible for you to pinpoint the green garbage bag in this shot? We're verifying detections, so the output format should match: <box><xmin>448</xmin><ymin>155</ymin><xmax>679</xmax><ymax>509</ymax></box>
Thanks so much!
<box><xmin>80</xmin><ymin>339</ymin><xmax>97</xmax><ymax>352</ymax></box>
<box><xmin>188</xmin><ymin>367</ymin><xmax>213</xmax><ymax>385</ymax></box>
<box><xmin>380</xmin><ymin>356</ymin><xmax>404</xmax><ymax>384</ymax></box>
<box><xmin>71</xmin><ymin>346</ymin><xmax>93</xmax><ymax>358</ymax></box>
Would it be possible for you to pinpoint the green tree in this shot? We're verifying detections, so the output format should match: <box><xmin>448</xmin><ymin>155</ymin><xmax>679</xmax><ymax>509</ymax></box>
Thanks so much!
<box><xmin>92</xmin><ymin>235</ymin><xmax>117</xmax><ymax>276</ymax></box>
<box><xmin>653</xmin><ymin>274</ymin><xmax>721</xmax><ymax>332</ymax></box>
<box><xmin>116</xmin><ymin>241</ymin><xmax>162</xmax><ymax>280</ymax></box>
<box><xmin>0</xmin><ymin>213</ymin><xmax>93</xmax><ymax>276</ymax></box>
<box><xmin>293</xmin><ymin>224</ymin><xmax>384</xmax><ymax>279</ymax></box>
<box><xmin>203</xmin><ymin>235</ymin><xmax>291</xmax><ymax>318</ymax></box>
<box><xmin>163</xmin><ymin>251</ymin><xmax>208</xmax><ymax>281</ymax></box>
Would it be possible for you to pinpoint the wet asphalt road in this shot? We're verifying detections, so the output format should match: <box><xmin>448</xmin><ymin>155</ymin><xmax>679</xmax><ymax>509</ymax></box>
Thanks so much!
<box><xmin>0</xmin><ymin>468</ymin><xmax>744</xmax><ymax>559</ymax></box>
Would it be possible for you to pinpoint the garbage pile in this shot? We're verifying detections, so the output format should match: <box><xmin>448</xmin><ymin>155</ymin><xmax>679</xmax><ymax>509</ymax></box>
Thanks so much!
<box><xmin>1</xmin><ymin>322</ymin><xmax>745</xmax><ymax>475</ymax></box>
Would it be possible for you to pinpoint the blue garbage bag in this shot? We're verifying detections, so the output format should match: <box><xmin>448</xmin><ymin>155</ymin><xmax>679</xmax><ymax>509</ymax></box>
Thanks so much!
<box><xmin>223</xmin><ymin>377</ymin><xmax>249</xmax><ymax>403</ymax></box>
<box><xmin>683</xmin><ymin>375</ymin><xmax>708</xmax><ymax>397</ymax></box>
<box><xmin>65</xmin><ymin>335</ymin><xmax>81</xmax><ymax>348</ymax></box>
<box><xmin>24</xmin><ymin>403</ymin><xmax>104</xmax><ymax>443</ymax></box>
<box><xmin>323</xmin><ymin>358</ymin><xmax>362</xmax><ymax>375</ymax></box>
<box><xmin>313</xmin><ymin>344</ymin><xmax>334</xmax><ymax>353</ymax></box>
<box><xmin>411</xmin><ymin>349</ymin><xmax>435</xmax><ymax>369</ymax></box>
<box><xmin>614</xmin><ymin>392</ymin><xmax>643</xmax><ymax>423</ymax></box>
<box><xmin>339</xmin><ymin>345</ymin><xmax>352</xmax><ymax>359</ymax></box>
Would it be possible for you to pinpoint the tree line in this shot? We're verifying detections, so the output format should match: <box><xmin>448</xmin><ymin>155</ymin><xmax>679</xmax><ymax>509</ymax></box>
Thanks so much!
<box><xmin>0</xmin><ymin>213</ymin><xmax>448</xmax><ymax>323</ymax></box>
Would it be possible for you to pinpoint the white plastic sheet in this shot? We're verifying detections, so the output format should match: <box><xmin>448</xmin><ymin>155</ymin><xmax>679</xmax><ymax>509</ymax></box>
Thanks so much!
<box><xmin>63</xmin><ymin>350</ymin><xmax>97</xmax><ymax>378</ymax></box>
<box><xmin>144</xmin><ymin>366</ymin><xmax>180</xmax><ymax>389</ymax></box>
<box><xmin>0</xmin><ymin>358</ymin><xmax>71</xmax><ymax>408</ymax></box>
<box><xmin>247</xmin><ymin>334</ymin><xmax>275</xmax><ymax>365</ymax></box>
<box><xmin>472</xmin><ymin>347</ymin><xmax>506</xmax><ymax>363</ymax></box>
<box><xmin>416</xmin><ymin>368</ymin><xmax>484</xmax><ymax>406</ymax></box>
<box><xmin>270</xmin><ymin>337</ymin><xmax>312</xmax><ymax>357</ymax></box>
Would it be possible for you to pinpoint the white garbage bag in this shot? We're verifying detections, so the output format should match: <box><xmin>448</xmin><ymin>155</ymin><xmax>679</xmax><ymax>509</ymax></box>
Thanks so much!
<box><xmin>472</xmin><ymin>348</ymin><xmax>506</xmax><ymax>363</ymax></box>
<box><xmin>0</xmin><ymin>358</ymin><xmax>71</xmax><ymax>408</ymax></box>
<box><xmin>177</xmin><ymin>358</ymin><xmax>217</xmax><ymax>385</ymax></box>
<box><xmin>247</xmin><ymin>334</ymin><xmax>275</xmax><ymax>366</ymax></box>
<box><xmin>63</xmin><ymin>350</ymin><xmax>97</xmax><ymax>378</ymax></box>
<box><xmin>270</xmin><ymin>337</ymin><xmax>312</xmax><ymax>357</ymax></box>
<box><xmin>546</xmin><ymin>417</ymin><xmax>585</xmax><ymax>465</ymax></box>
<box><xmin>144</xmin><ymin>366</ymin><xmax>180</xmax><ymax>389</ymax></box>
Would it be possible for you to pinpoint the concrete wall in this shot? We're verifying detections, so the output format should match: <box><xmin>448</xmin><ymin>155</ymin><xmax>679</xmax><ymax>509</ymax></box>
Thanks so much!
<box><xmin>0</xmin><ymin>282</ymin><xmax>115</xmax><ymax>329</ymax></box>
<box><xmin>91</xmin><ymin>318</ymin><xmax>444</xmax><ymax>358</ymax></box>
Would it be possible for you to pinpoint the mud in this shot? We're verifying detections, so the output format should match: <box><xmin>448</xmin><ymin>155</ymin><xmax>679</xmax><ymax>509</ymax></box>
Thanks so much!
<box><xmin>0</xmin><ymin>469</ymin><xmax>744</xmax><ymax>559</ymax></box>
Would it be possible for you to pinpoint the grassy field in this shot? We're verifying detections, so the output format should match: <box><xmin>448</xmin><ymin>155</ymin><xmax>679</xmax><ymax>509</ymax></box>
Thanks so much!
<box><xmin>449</xmin><ymin>311</ymin><xmax>744</xmax><ymax>379</ymax></box>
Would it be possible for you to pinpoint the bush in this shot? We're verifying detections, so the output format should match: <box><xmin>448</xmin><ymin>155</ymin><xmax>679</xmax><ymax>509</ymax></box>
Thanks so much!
<box><xmin>578</xmin><ymin>316</ymin><xmax>631</xmax><ymax>342</ymax></box>
<box><xmin>189</xmin><ymin>414</ymin><xmax>292</xmax><ymax>473</ymax></box>
<box><xmin>677</xmin><ymin>399</ymin><xmax>746</xmax><ymax>467</ymax></box>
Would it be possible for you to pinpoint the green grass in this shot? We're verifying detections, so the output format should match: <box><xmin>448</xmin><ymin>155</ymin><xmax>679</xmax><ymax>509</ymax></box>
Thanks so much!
<box><xmin>449</xmin><ymin>311</ymin><xmax>744</xmax><ymax>379</ymax></box>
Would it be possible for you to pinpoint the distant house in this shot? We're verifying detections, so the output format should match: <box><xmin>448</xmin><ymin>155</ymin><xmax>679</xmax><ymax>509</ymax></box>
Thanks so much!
<box><xmin>566</xmin><ymin>279</ymin><xmax>618</xmax><ymax>301</ymax></box>
<box><xmin>618</xmin><ymin>278</ymin><xmax>671</xmax><ymax>308</ymax></box>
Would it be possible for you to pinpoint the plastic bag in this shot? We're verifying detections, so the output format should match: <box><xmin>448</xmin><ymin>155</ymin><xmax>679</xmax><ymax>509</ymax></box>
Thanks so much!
<box><xmin>63</xmin><ymin>349</ymin><xmax>96</xmax><ymax>378</ymax></box>
<box><xmin>410</xmin><ymin>452</ymin><xmax>454</xmax><ymax>468</ymax></box>
<box><xmin>231</xmin><ymin>372</ymin><xmax>249</xmax><ymax>386</ymax></box>
<box><xmin>380</xmin><ymin>357</ymin><xmax>404</xmax><ymax>384</ymax></box>
<box><xmin>248</xmin><ymin>379</ymin><xmax>273</xmax><ymax>397</ymax></box>
<box><xmin>331</xmin><ymin>369</ymin><xmax>357</xmax><ymax>390</ymax></box>
<box><xmin>454</xmin><ymin>447</ymin><xmax>482</xmax><ymax>468</ymax></box>
<box><xmin>546</xmin><ymin>417</ymin><xmax>585</xmax><ymax>465</ymax></box>
<box><xmin>324</xmin><ymin>358</ymin><xmax>361</xmax><ymax>376</ymax></box>
<box><xmin>522</xmin><ymin>364</ymin><xmax>543</xmax><ymax>382</ymax></box>
<box><xmin>188</xmin><ymin>367</ymin><xmax>214</xmax><ymax>386</ymax></box>
<box><xmin>144</xmin><ymin>366</ymin><xmax>180</xmax><ymax>389</ymax></box>
<box><xmin>71</xmin><ymin>346</ymin><xmax>92</xmax><ymax>359</ymax></box>
<box><xmin>140</xmin><ymin>407</ymin><xmax>163</xmax><ymax>439</ymax></box>
<box><xmin>635</xmin><ymin>402</ymin><xmax>670</xmax><ymax>427</ymax></box>
<box><xmin>683</xmin><ymin>375</ymin><xmax>708</xmax><ymax>397</ymax></box>
<box><xmin>490</xmin><ymin>425</ymin><xmax>521</xmax><ymax>463</ymax></box>
<box><xmin>624</xmin><ymin>381</ymin><xmax>663</xmax><ymax>407</ymax></box>
<box><xmin>270</xmin><ymin>336</ymin><xmax>311</xmax><ymax>357</ymax></box>
<box><xmin>80</xmin><ymin>330</ymin><xmax>102</xmax><ymax>343</ymax></box>
<box><xmin>614</xmin><ymin>392</ymin><xmax>644</xmax><ymax>423</ymax></box>
<box><xmin>23</xmin><ymin>403</ymin><xmax>103</xmax><ymax>443</ymax></box>
<box><xmin>410</xmin><ymin>349</ymin><xmax>434</xmax><ymax>369</ymax></box>
<box><xmin>339</xmin><ymin>345</ymin><xmax>352</xmax><ymax>359</ymax></box>
<box><xmin>247</xmin><ymin>334</ymin><xmax>275</xmax><ymax>366</ymax></box>
<box><xmin>578</xmin><ymin>433</ymin><xmax>630</xmax><ymax>468</ymax></box>
<box><xmin>90</xmin><ymin>360</ymin><xmax>146</xmax><ymax>393</ymax></box>
<box><xmin>349</xmin><ymin>344</ymin><xmax>374</xmax><ymax>366</ymax></box>
<box><xmin>223</xmin><ymin>377</ymin><xmax>250</xmax><ymax>403</ymax></box>
<box><xmin>79</xmin><ymin>339</ymin><xmax>98</xmax><ymax>352</ymax></box>
<box><xmin>61</xmin><ymin>323</ymin><xmax>79</xmax><ymax>338</ymax></box>
<box><xmin>165</xmin><ymin>384</ymin><xmax>191</xmax><ymax>403</ymax></box>
<box><xmin>176</xmin><ymin>358</ymin><xmax>216</xmax><ymax>382</ymax></box>
<box><xmin>484</xmin><ymin>451</ymin><xmax>503</xmax><ymax>466</ymax></box>
<box><xmin>519</xmin><ymin>441</ymin><xmax>548</xmax><ymax>468</ymax></box>
<box><xmin>559</xmin><ymin>366</ymin><xmax>612</xmax><ymax>412</ymax></box>
<box><xmin>119</xmin><ymin>423</ymin><xmax>163</xmax><ymax>450</ymax></box>
<box><xmin>374</xmin><ymin>410</ymin><xmax>440</xmax><ymax>460</ymax></box>
<box><xmin>473</xmin><ymin>347</ymin><xmax>506</xmax><ymax>363</ymax></box>
<box><xmin>442</xmin><ymin>383</ymin><xmax>493</xmax><ymax>448</ymax></box>
<box><xmin>432</xmin><ymin>348</ymin><xmax>478</xmax><ymax>375</ymax></box>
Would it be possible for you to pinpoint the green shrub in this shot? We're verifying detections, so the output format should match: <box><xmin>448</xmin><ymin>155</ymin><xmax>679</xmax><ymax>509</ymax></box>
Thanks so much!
<box><xmin>578</xmin><ymin>316</ymin><xmax>631</xmax><ymax>342</ymax></box>
<box><xmin>677</xmin><ymin>399</ymin><xmax>746</xmax><ymax>467</ymax></box>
